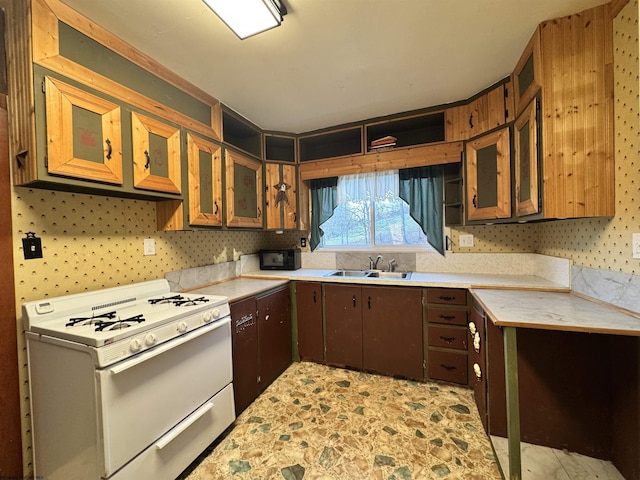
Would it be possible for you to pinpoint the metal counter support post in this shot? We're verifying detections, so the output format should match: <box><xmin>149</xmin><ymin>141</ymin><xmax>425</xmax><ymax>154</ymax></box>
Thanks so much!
<box><xmin>504</xmin><ymin>326</ymin><xmax>521</xmax><ymax>479</ymax></box>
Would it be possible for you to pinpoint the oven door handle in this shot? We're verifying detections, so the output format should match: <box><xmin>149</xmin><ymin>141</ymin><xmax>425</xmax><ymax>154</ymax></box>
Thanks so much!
<box><xmin>108</xmin><ymin>316</ymin><xmax>231</xmax><ymax>375</ymax></box>
<box><xmin>154</xmin><ymin>401</ymin><xmax>214</xmax><ymax>450</ymax></box>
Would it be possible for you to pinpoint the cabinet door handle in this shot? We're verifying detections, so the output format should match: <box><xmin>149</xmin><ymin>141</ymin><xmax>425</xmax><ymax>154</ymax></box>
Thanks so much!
<box><xmin>352</xmin><ymin>295</ymin><xmax>356</xmax><ymax>308</ymax></box>
<box><xmin>105</xmin><ymin>139</ymin><xmax>112</xmax><ymax>160</ymax></box>
<box><xmin>472</xmin><ymin>194</ymin><xmax>477</xmax><ymax>208</ymax></box>
<box><xmin>440</xmin><ymin>364</ymin><xmax>457</xmax><ymax>371</ymax></box>
<box><xmin>439</xmin><ymin>335</ymin><xmax>456</xmax><ymax>343</ymax></box>
<box><xmin>214</xmin><ymin>201</ymin><xmax>219</xmax><ymax>215</ymax></box>
<box><xmin>265</xmin><ymin>314</ymin><xmax>270</xmax><ymax>321</ymax></box>
<box><xmin>367</xmin><ymin>296</ymin><xmax>371</xmax><ymax>310</ymax></box>
<box><xmin>438</xmin><ymin>295</ymin><xmax>456</xmax><ymax>301</ymax></box>
<box><xmin>257</xmin><ymin>207</ymin><xmax>262</xmax><ymax>218</ymax></box>
<box><xmin>144</xmin><ymin>150</ymin><xmax>150</xmax><ymax>169</ymax></box>
<box><xmin>439</xmin><ymin>314</ymin><xmax>456</xmax><ymax>320</ymax></box>
<box><xmin>313</xmin><ymin>291</ymin><xmax>317</xmax><ymax>303</ymax></box>
<box><xmin>469</xmin><ymin>113</ymin><xmax>474</xmax><ymax>129</ymax></box>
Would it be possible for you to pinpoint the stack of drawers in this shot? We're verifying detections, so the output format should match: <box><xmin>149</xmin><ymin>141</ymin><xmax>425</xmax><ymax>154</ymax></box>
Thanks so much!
<box><xmin>426</xmin><ymin>288</ymin><xmax>468</xmax><ymax>384</ymax></box>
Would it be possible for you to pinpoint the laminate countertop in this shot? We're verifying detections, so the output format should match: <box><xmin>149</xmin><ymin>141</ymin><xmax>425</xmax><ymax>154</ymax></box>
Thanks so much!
<box><xmin>189</xmin><ymin>277</ymin><xmax>290</xmax><ymax>303</ymax></box>
<box><xmin>471</xmin><ymin>288</ymin><xmax>640</xmax><ymax>336</ymax></box>
<box><xmin>240</xmin><ymin>269</ymin><xmax>569</xmax><ymax>291</ymax></box>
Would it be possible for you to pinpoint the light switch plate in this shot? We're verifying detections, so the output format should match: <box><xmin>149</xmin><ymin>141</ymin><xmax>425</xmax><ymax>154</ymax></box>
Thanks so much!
<box><xmin>144</xmin><ymin>238</ymin><xmax>156</xmax><ymax>256</ymax></box>
<box><xmin>632</xmin><ymin>233</ymin><xmax>640</xmax><ymax>259</ymax></box>
<box><xmin>459</xmin><ymin>234</ymin><xmax>474</xmax><ymax>248</ymax></box>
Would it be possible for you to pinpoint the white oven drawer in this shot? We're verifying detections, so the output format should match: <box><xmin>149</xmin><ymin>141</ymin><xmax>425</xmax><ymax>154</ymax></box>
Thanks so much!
<box><xmin>98</xmin><ymin>318</ymin><xmax>232</xmax><ymax>476</ymax></box>
<box><xmin>112</xmin><ymin>383</ymin><xmax>235</xmax><ymax>480</ymax></box>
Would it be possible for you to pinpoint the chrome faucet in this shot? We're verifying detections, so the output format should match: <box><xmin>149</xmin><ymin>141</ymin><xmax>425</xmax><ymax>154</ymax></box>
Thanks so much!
<box><xmin>388</xmin><ymin>259</ymin><xmax>397</xmax><ymax>272</ymax></box>
<box><xmin>368</xmin><ymin>254</ymin><xmax>383</xmax><ymax>270</ymax></box>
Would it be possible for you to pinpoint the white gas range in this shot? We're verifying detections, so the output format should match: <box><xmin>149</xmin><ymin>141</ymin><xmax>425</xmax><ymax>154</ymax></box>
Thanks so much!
<box><xmin>23</xmin><ymin>279</ymin><xmax>236</xmax><ymax>480</ymax></box>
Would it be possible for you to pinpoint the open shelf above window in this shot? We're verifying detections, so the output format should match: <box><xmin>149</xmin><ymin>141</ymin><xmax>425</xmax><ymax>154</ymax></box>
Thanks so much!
<box><xmin>299</xmin><ymin>127</ymin><xmax>362</xmax><ymax>162</ymax></box>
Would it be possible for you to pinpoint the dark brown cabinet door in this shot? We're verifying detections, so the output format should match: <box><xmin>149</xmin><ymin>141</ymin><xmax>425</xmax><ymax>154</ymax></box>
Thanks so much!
<box><xmin>230</xmin><ymin>296</ymin><xmax>259</xmax><ymax>414</ymax></box>
<box><xmin>325</xmin><ymin>284</ymin><xmax>363</xmax><ymax>369</ymax></box>
<box><xmin>296</xmin><ymin>281</ymin><xmax>324</xmax><ymax>363</ymax></box>
<box><xmin>257</xmin><ymin>287</ymin><xmax>292</xmax><ymax>389</ymax></box>
<box><xmin>468</xmin><ymin>306</ymin><xmax>488</xmax><ymax>432</ymax></box>
<box><xmin>362</xmin><ymin>286</ymin><xmax>423</xmax><ymax>379</ymax></box>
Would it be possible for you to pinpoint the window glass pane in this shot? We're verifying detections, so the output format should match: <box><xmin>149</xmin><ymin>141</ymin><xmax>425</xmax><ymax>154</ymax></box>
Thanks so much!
<box><xmin>318</xmin><ymin>171</ymin><xmax>429</xmax><ymax>248</ymax></box>
<box><xmin>374</xmin><ymin>195</ymin><xmax>427</xmax><ymax>245</ymax></box>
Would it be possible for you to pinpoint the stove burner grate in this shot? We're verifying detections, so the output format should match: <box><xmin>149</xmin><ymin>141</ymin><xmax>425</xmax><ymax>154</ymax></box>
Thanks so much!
<box><xmin>147</xmin><ymin>295</ymin><xmax>210</xmax><ymax>307</ymax></box>
<box><xmin>148</xmin><ymin>295</ymin><xmax>185</xmax><ymax>305</ymax></box>
<box><xmin>94</xmin><ymin>314</ymin><xmax>146</xmax><ymax>332</ymax></box>
<box><xmin>66</xmin><ymin>311</ymin><xmax>117</xmax><ymax>327</ymax></box>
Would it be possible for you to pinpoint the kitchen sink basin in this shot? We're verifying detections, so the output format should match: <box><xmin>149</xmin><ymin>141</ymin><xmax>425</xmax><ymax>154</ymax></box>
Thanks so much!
<box><xmin>325</xmin><ymin>270</ymin><xmax>412</xmax><ymax>279</ymax></box>
<box><xmin>366</xmin><ymin>271</ymin><xmax>412</xmax><ymax>279</ymax></box>
<box><xmin>326</xmin><ymin>270</ymin><xmax>369</xmax><ymax>277</ymax></box>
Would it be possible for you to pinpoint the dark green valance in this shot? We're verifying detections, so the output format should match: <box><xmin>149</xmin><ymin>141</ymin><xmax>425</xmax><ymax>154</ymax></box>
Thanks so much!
<box><xmin>310</xmin><ymin>177</ymin><xmax>338</xmax><ymax>251</ymax></box>
<box><xmin>398</xmin><ymin>166</ymin><xmax>445</xmax><ymax>255</ymax></box>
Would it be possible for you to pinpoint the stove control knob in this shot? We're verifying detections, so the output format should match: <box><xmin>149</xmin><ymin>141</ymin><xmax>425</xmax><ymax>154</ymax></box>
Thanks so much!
<box><xmin>130</xmin><ymin>338</ymin><xmax>142</xmax><ymax>352</ymax></box>
<box><xmin>177</xmin><ymin>321</ymin><xmax>188</xmax><ymax>333</ymax></box>
<box><xmin>202</xmin><ymin>311</ymin><xmax>214</xmax><ymax>323</ymax></box>
<box><xmin>145</xmin><ymin>333</ymin><xmax>157</xmax><ymax>346</ymax></box>
<box><xmin>211</xmin><ymin>308</ymin><xmax>221</xmax><ymax>319</ymax></box>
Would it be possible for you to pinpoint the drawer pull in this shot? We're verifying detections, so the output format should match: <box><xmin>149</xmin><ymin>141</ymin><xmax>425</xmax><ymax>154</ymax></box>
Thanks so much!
<box><xmin>468</xmin><ymin>321</ymin><xmax>477</xmax><ymax>334</ymax></box>
<box><xmin>439</xmin><ymin>314</ymin><xmax>456</xmax><ymax>320</ymax></box>
<box><xmin>440</xmin><ymin>364</ymin><xmax>457</xmax><ymax>371</ymax></box>
<box><xmin>473</xmin><ymin>363</ymin><xmax>482</xmax><ymax>379</ymax></box>
<box><xmin>439</xmin><ymin>335</ymin><xmax>456</xmax><ymax>343</ymax></box>
<box><xmin>473</xmin><ymin>332</ymin><xmax>481</xmax><ymax>352</ymax></box>
<box><xmin>438</xmin><ymin>295</ymin><xmax>456</xmax><ymax>301</ymax></box>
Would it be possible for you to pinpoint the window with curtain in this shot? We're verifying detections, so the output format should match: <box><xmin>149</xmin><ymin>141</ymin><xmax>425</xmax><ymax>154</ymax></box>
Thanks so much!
<box><xmin>312</xmin><ymin>170</ymin><xmax>436</xmax><ymax>249</ymax></box>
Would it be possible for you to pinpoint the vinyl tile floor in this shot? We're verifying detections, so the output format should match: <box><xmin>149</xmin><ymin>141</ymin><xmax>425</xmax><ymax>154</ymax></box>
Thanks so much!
<box><xmin>184</xmin><ymin>361</ymin><xmax>502</xmax><ymax>479</ymax></box>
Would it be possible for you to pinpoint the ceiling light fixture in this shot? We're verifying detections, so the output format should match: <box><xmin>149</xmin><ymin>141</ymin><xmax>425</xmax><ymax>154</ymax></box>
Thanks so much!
<box><xmin>202</xmin><ymin>0</ymin><xmax>286</xmax><ymax>40</ymax></box>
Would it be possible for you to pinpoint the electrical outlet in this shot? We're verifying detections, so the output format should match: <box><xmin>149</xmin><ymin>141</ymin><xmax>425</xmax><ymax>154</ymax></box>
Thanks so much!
<box><xmin>459</xmin><ymin>234</ymin><xmax>474</xmax><ymax>248</ymax></box>
<box><xmin>300</xmin><ymin>237</ymin><xmax>307</xmax><ymax>248</ymax></box>
<box><xmin>633</xmin><ymin>233</ymin><xmax>640</xmax><ymax>259</ymax></box>
<box><xmin>143</xmin><ymin>238</ymin><xmax>156</xmax><ymax>256</ymax></box>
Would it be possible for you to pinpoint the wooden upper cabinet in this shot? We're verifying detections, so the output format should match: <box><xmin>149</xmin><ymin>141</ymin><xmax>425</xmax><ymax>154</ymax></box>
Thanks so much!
<box><xmin>445</xmin><ymin>83</ymin><xmax>508</xmax><ymax>142</ymax></box>
<box><xmin>514</xmin><ymin>98</ymin><xmax>540</xmax><ymax>217</ymax></box>
<box><xmin>538</xmin><ymin>4</ymin><xmax>614</xmax><ymax>219</ymax></box>
<box><xmin>265</xmin><ymin>163</ymin><xmax>297</xmax><ymax>230</ymax></box>
<box><xmin>131</xmin><ymin>112</ymin><xmax>181</xmax><ymax>194</ymax></box>
<box><xmin>225</xmin><ymin>150</ymin><xmax>263</xmax><ymax>228</ymax></box>
<box><xmin>187</xmin><ymin>133</ymin><xmax>222</xmax><ymax>227</ymax></box>
<box><xmin>44</xmin><ymin>76</ymin><xmax>123</xmax><ymax>184</ymax></box>
<box><xmin>513</xmin><ymin>28</ymin><xmax>542</xmax><ymax>117</ymax></box>
<box><xmin>465</xmin><ymin>127</ymin><xmax>511</xmax><ymax>221</ymax></box>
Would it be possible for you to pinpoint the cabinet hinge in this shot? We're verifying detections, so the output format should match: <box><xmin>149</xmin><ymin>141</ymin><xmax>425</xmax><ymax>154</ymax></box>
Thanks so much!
<box><xmin>41</xmin><ymin>80</ymin><xmax>46</xmax><ymax>93</ymax></box>
<box><xmin>44</xmin><ymin>155</ymin><xmax>48</xmax><ymax>168</ymax></box>
<box><xmin>504</xmin><ymin>86</ymin><xmax>508</xmax><ymax>98</ymax></box>
<box><xmin>187</xmin><ymin>214</ymin><xmax>190</xmax><ymax>223</ymax></box>
<box><xmin>423</xmin><ymin>360</ymin><xmax>427</xmax><ymax>369</ymax></box>
<box><xmin>505</xmin><ymin>109</ymin><xmax>509</xmax><ymax>119</ymax></box>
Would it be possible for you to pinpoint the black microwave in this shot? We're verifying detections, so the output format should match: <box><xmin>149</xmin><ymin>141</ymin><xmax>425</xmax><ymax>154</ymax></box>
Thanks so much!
<box><xmin>259</xmin><ymin>249</ymin><xmax>301</xmax><ymax>270</ymax></box>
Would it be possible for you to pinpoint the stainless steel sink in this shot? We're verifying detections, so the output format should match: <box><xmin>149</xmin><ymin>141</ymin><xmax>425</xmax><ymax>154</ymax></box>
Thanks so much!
<box><xmin>325</xmin><ymin>270</ymin><xmax>369</xmax><ymax>277</ymax></box>
<box><xmin>366</xmin><ymin>271</ymin><xmax>412</xmax><ymax>279</ymax></box>
<box><xmin>325</xmin><ymin>270</ymin><xmax>411</xmax><ymax>279</ymax></box>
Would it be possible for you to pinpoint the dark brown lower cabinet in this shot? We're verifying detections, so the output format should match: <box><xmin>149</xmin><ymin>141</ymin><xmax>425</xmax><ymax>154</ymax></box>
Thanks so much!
<box><xmin>295</xmin><ymin>281</ymin><xmax>324</xmax><ymax>363</ymax></box>
<box><xmin>230</xmin><ymin>286</ymin><xmax>292</xmax><ymax>414</ymax></box>
<box><xmin>325</xmin><ymin>284</ymin><xmax>363</xmax><ymax>369</ymax></box>
<box><xmin>468</xmin><ymin>303</ymin><xmax>488</xmax><ymax>432</ymax></box>
<box><xmin>324</xmin><ymin>284</ymin><xmax>423</xmax><ymax>380</ymax></box>
<box><xmin>362</xmin><ymin>286</ymin><xmax>423</xmax><ymax>379</ymax></box>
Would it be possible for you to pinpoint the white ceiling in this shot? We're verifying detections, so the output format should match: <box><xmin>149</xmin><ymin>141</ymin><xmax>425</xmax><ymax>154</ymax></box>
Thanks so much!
<box><xmin>60</xmin><ymin>0</ymin><xmax>606</xmax><ymax>134</ymax></box>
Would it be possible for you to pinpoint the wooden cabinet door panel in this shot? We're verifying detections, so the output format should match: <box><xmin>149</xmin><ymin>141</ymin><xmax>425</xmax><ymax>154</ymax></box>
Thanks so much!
<box><xmin>296</xmin><ymin>281</ymin><xmax>324</xmax><ymax>363</ymax></box>
<box><xmin>131</xmin><ymin>112</ymin><xmax>181</xmax><ymax>193</ymax></box>
<box><xmin>466</xmin><ymin>126</ymin><xmax>511</xmax><ymax>221</ymax></box>
<box><xmin>514</xmin><ymin>98</ymin><xmax>540</xmax><ymax>217</ymax></box>
<box><xmin>187</xmin><ymin>133</ymin><xmax>222</xmax><ymax>226</ymax></box>
<box><xmin>325</xmin><ymin>285</ymin><xmax>362</xmax><ymax>369</ymax></box>
<box><xmin>230</xmin><ymin>297</ymin><xmax>259</xmax><ymax>414</ymax></box>
<box><xmin>257</xmin><ymin>287</ymin><xmax>292</xmax><ymax>389</ymax></box>
<box><xmin>362</xmin><ymin>286</ymin><xmax>423</xmax><ymax>379</ymax></box>
<box><xmin>225</xmin><ymin>150</ymin><xmax>263</xmax><ymax>228</ymax></box>
<box><xmin>45</xmin><ymin>76</ymin><xmax>123</xmax><ymax>184</ymax></box>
